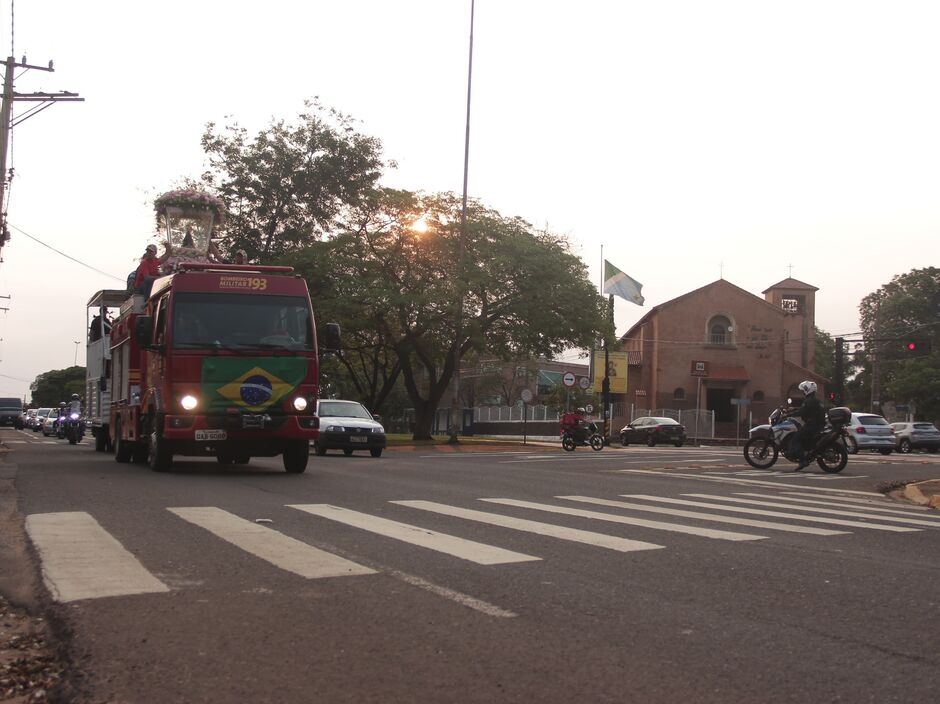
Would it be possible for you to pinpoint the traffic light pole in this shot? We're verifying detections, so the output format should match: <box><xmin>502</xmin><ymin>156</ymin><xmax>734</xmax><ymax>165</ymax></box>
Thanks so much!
<box><xmin>833</xmin><ymin>336</ymin><xmax>844</xmax><ymax>404</ymax></box>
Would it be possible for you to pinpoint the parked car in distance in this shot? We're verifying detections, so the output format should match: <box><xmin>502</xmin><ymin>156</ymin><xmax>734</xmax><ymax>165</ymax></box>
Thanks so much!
<box><xmin>315</xmin><ymin>399</ymin><xmax>387</xmax><ymax>457</ymax></box>
<box><xmin>0</xmin><ymin>397</ymin><xmax>23</xmax><ymax>428</ymax></box>
<box><xmin>40</xmin><ymin>409</ymin><xmax>60</xmax><ymax>437</ymax></box>
<box><xmin>890</xmin><ymin>422</ymin><xmax>940</xmax><ymax>454</ymax></box>
<box><xmin>31</xmin><ymin>408</ymin><xmax>52</xmax><ymax>431</ymax></box>
<box><xmin>844</xmin><ymin>412</ymin><xmax>894</xmax><ymax>454</ymax></box>
<box><xmin>620</xmin><ymin>417</ymin><xmax>686</xmax><ymax>447</ymax></box>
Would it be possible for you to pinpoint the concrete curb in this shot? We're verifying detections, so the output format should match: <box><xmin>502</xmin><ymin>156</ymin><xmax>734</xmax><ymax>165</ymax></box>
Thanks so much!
<box><xmin>902</xmin><ymin>480</ymin><xmax>940</xmax><ymax>509</ymax></box>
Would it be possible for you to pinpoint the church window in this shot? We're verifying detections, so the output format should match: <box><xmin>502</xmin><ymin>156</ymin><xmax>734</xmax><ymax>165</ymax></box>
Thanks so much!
<box><xmin>708</xmin><ymin>315</ymin><xmax>733</xmax><ymax>345</ymax></box>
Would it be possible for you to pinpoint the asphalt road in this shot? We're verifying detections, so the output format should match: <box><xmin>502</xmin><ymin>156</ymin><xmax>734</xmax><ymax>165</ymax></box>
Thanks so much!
<box><xmin>3</xmin><ymin>428</ymin><xmax>940</xmax><ymax>703</ymax></box>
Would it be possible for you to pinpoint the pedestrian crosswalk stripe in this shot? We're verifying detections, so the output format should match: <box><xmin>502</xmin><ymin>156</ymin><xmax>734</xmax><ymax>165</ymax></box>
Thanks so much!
<box><xmin>169</xmin><ymin>507</ymin><xmax>375</xmax><ymax>579</ymax></box>
<box><xmin>737</xmin><ymin>492</ymin><xmax>940</xmax><ymax>520</ymax></box>
<box><xmin>25</xmin><ymin>512</ymin><xmax>169</xmax><ymax>602</ymax></box>
<box><xmin>555</xmin><ymin>496</ymin><xmax>848</xmax><ymax>536</ymax></box>
<box><xmin>622</xmin><ymin>495</ymin><xmax>920</xmax><ymax>532</ymax></box>
<box><xmin>289</xmin><ymin>504</ymin><xmax>541</xmax><ymax>565</ymax></box>
<box><xmin>684</xmin><ymin>494</ymin><xmax>940</xmax><ymax>528</ymax></box>
<box><xmin>476</xmin><ymin>498</ymin><xmax>765</xmax><ymax>542</ymax></box>
<box><xmin>394</xmin><ymin>500</ymin><xmax>665</xmax><ymax>553</ymax></box>
<box><xmin>620</xmin><ymin>470</ymin><xmax>883</xmax><ymax>495</ymax></box>
<box><xmin>779</xmin><ymin>491</ymin><xmax>940</xmax><ymax>512</ymax></box>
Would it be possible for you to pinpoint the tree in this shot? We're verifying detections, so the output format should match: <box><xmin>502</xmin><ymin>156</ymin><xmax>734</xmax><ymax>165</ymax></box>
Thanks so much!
<box><xmin>200</xmin><ymin>100</ymin><xmax>389</xmax><ymax>261</ymax></box>
<box><xmin>859</xmin><ymin>267</ymin><xmax>940</xmax><ymax>419</ymax></box>
<box><xmin>289</xmin><ymin>190</ymin><xmax>611</xmax><ymax>440</ymax></box>
<box><xmin>814</xmin><ymin>326</ymin><xmax>835</xmax><ymax>383</ymax></box>
<box><xmin>30</xmin><ymin>367</ymin><xmax>86</xmax><ymax>407</ymax></box>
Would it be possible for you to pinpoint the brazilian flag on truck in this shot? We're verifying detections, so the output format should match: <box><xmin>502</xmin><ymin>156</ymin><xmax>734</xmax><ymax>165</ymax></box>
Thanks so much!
<box><xmin>202</xmin><ymin>358</ymin><xmax>308</xmax><ymax>412</ymax></box>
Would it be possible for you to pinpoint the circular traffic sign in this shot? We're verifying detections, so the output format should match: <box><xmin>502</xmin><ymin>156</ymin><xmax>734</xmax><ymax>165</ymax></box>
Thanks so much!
<box><xmin>520</xmin><ymin>388</ymin><xmax>533</xmax><ymax>403</ymax></box>
<box><xmin>562</xmin><ymin>372</ymin><xmax>576</xmax><ymax>388</ymax></box>
<box><xmin>578</xmin><ymin>376</ymin><xmax>590</xmax><ymax>390</ymax></box>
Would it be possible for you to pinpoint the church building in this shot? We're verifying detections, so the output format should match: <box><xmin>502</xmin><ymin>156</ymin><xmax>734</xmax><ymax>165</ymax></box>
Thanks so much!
<box><xmin>618</xmin><ymin>278</ymin><xmax>828</xmax><ymax>435</ymax></box>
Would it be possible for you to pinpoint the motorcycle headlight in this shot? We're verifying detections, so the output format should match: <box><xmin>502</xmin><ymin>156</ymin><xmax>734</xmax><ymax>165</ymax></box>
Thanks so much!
<box><xmin>293</xmin><ymin>396</ymin><xmax>308</xmax><ymax>412</ymax></box>
<box><xmin>69</xmin><ymin>413</ymin><xmax>80</xmax><ymax>420</ymax></box>
<box><xmin>180</xmin><ymin>395</ymin><xmax>198</xmax><ymax>411</ymax></box>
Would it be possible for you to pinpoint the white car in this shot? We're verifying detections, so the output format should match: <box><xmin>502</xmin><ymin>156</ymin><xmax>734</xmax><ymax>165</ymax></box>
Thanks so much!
<box><xmin>40</xmin><ymin>409</ymin><xmax>62</xmax><ymax>437</ymax></box>
<box><xmin>844</xmin><ymin>412</ymin><xmax>895</xmax><ymax>455</ymax></box>
<box><xmin>314</xmin><ymin>399</ymin><xmax>387</xmax><ymax>457</ymax></box>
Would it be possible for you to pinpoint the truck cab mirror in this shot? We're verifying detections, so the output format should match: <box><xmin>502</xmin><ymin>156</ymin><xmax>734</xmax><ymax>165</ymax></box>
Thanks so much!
<box><xmin>135</xmin><ymin>316</ymin><xmax>153</xmax><ymax>348</ymax></box>
<box><xmin>319</xmin><ymin>322</ymin><xmax>341</xmax><ymax>354</ymax></box>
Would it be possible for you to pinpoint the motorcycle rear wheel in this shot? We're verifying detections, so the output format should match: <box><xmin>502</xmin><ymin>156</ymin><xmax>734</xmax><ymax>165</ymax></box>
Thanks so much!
<box><xmin>743</xmin><ymin>438</ymin><xmax>778</xmax><ymax>469</ymax></box>
<box><xmin>816</xmin><ymin>444</ymin><xmax>848</xmax><ymax>473</ymax></box>
<box><xmin>562</xmin><ymin>435</ymin><xmax>576</xmax><ymax>452</ymax></box>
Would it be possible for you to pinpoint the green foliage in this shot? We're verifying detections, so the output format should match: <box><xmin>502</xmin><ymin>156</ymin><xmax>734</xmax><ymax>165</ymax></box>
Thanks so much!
<box><xmin>200</xmin><ymin>99</ymin><xmax>389</xmax><ymax>261</ymax></box>
<box><xmin>30</xmin><ymin>367</ymin><xmax>86</xmax><ymax>407</ymax></box>
<box><xmin>288</xmin><ymin>189</ymin><xmax>609</xmax><ymax>439</ymax></box>
<box><xmin>814</xmin><ymin>326</ymin><xmax>835</xmax><ymax>383</ymax></box>
<box><xmin>859</xmin><ymin>267</ymin><xmax>940</xmax><ymax>419</ymax></box>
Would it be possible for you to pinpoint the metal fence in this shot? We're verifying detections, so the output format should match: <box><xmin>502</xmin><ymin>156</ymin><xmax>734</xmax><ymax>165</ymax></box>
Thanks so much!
<box><xmin>473</xmin><ymin>404</ymin><xmax>560</xmax><ymax>422</ymax></box>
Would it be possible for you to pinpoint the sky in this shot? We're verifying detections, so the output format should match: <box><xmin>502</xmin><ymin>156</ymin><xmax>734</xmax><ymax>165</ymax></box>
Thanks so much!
<box><xmin>0</xmin><ymin>0</ymin><xmax>937</xmax><ymax>399</ymax></box>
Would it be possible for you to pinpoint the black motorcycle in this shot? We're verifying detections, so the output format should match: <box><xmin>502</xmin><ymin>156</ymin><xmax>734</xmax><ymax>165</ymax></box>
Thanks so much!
<box><xmin>743</xmin><ymin>406</ymin><xmax>851</xmax><ymax>473</ymax></box>
<box><xmin>561</xmin><ymin>422</ymin><xmax>604</xmax><ymax>452</ymax></box>
<box><xmin>63</xmin><ymin>411</ymin><xmax>85</xmax><ymax>445</ymax></box>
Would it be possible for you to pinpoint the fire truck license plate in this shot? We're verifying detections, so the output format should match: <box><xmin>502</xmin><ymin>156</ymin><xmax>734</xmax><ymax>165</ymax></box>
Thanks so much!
<box><xmin>242</xmin><ymin>415</ymin><xmax>265</xmax><ymax>428</ymax></box>
<box><xmin>195</xmin><ymin>429</ymin><xmax>227</xmax><ymax>441</ymax></box>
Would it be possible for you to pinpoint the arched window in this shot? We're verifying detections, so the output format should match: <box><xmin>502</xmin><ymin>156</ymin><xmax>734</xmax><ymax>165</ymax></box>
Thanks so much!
<box><xmin>673</xmin><ymin>387</ymin><xmax>686</xmax><ymax>400</ymax></box>
<box><xmin>708</xmin><ymin>315</ymin><xmax>733</xmax><ymax>345</ymax></box>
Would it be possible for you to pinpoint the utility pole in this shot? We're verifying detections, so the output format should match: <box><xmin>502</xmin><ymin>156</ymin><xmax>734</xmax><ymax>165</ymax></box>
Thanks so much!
<box><xmin>0</xmin><ymin>56</ymin><xmax>83</xmax><ymax>250</ymax></box>
<box><xmin>833</xmin><ymin>336</ymin><xmax>844</xmax><ymax>404</ymax></box>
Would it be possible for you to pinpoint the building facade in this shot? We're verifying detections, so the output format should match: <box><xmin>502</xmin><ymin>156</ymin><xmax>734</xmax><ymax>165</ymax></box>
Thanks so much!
<box><xmin>619</xmin><ymin>278</ymin><xmax>828</xmax><ymax>434</ymax></box>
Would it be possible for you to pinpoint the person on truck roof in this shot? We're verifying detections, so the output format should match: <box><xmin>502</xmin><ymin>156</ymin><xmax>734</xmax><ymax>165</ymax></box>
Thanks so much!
<box><xmin>135</xmin><ymin>243</ymin><xmax>172</xmax><ymax>297</ymax></box>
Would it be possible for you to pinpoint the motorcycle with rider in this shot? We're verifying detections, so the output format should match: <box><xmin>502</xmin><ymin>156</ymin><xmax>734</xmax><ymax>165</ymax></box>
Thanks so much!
<box><xmin>743</xmin><ymin>380</ymin><xmax>850</xmax><ymax>473</ymax></box>
<box><xmin>560</xmin><ymin>407</ymin><xmax>604</xmax><ymax>452</ymax></box>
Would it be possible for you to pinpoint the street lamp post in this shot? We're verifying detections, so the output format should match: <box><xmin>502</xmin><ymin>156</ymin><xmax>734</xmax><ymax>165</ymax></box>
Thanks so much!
<box><xmin>73</xmin><ymin>340</ymin><xmax>80</xmax><ymax>366</ymax></box>
<box><xmin>448</xmin><ymin>0</ymin><xmax>475</xmax><ymax>443</ymax></box>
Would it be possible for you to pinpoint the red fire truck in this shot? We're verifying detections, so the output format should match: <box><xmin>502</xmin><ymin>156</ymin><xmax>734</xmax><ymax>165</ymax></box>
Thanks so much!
<box><xmin>108</xmin><ymin>262</ymin><xmax>337</xmax><ymax>473</ymax></box>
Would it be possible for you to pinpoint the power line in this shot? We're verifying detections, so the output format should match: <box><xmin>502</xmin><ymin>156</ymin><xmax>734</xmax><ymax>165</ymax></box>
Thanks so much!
<box><xmin>8</xmin><ymin>223</ymin><xmax>124</xmax><ymax>282</ymax></box>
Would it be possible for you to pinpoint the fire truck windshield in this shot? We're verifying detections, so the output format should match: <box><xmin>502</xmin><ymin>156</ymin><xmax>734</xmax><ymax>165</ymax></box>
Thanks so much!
<box><xmin>171</xmin><ymin>293</ymin><xmax>314</xmax><ymax>351</ymax></box>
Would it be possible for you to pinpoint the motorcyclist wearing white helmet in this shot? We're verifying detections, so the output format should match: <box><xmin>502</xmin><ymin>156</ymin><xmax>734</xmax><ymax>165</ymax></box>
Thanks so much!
<box><xmin>787</xmin><ymin>380</ymin><xmax>826</xmax><ymax>470</ymax></box>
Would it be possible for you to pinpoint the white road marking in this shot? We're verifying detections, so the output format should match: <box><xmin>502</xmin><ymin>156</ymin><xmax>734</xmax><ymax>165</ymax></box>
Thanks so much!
<box><xmin>25</xmin><ymin>512</ymin><xmax>169</xmax><ymax>602</ymax></box>
<box><xmin>4</xmin><ymin>440</ymin><xmax>26</xmax><ymax>443</ymax></box>
<box><xmin>621</xmin><ymin>495</ymin><xmax>920</xmax><ymax>533</ymax></box>
<box><xmin>289</xmin><ymin>504</ymin><xmax>541</xmax><ymax>565</ymax></box>
<box><xmin>685</xmin><ymin>494</ymin><xmax>940</xmax><ymax>528</ymax></box>
<box><xmin>619</xmin><ymin>470</ymin><xmax>881</xmax><ymax>495</ymax></box>
<box><xmin>418</xmin><ymin>451</ymin><xmax>535</xmax><ymax>459</ymax></box>
<box><xmin>500</xmin><ymin>456</ymin><xmax>726</xmax><ymax>465</ymax></box>
<box><xmin>556</xmin><ymin>496</ymin><xmax>848</xmax><ymax>535</ymax></box>
<box><xmin>385</xmin><ymin>569</ymin><xmax>517</xmax><ymax>618</ymax></box>
<box><xmin>780</xmin><ymin>491</ymin><xmax>937</xmax><ymax>510</ymax></box>
<box><xmin>394</xmin><ymin>500</ymin><xmax>664</xmax><ymax>553</ymax></box>
<box><xmin>475</xmin><ymin>498</ymin><xmax>765</xmax><ymax>541</ymax></box>
<box><xmin>169</xmin><ymin>507</ymin><xmax>375</xmax><ymax>579</ymax></box>
<box><xmin>739</xmin><ymin>492</ymin><xmax>940</xmax><ymax>519</ymax></box>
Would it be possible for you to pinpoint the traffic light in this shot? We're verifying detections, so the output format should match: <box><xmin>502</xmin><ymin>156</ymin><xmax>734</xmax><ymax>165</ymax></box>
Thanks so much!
<box><xmin>903</xmin><ymin>340</ymin><xmax>931</xmax><ymax>355</ymax></box>
<box><xmin>828</xmin><ymin>391</ymin><xmax>842</xmax><ymax>405</ymax></box>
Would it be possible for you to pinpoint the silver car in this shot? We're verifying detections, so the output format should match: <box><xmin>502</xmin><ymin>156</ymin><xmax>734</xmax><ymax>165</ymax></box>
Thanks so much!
<box><xmin>844</xmin><ymin>412</ymin><xmax>895</xmax><ymax>455</ymax></box>
<box><xmin>890</xmin><ymin>422</ymin><xmax>940</xmax><ymax>454</ymax></box>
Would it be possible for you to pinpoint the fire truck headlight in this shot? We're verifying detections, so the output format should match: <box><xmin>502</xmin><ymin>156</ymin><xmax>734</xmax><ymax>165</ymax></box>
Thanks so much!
<box><xmin>292</xmin><ymin>396</ymin><xmax>308</xmax><ymax>412</ymax></box>
<box><xmin>180</xmin><ymin>395</ymin><xmax>198</xmax><ymax>411</ymax></box>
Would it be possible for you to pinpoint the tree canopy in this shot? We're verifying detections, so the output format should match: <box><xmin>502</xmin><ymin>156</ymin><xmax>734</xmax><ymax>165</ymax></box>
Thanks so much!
<box><xmin>30</xmin><ymin>367</ymin><xmax>85</xmax><ymax>407</ymax></box>
<box><xmin>859</xmin><ymin>267</ymin><xmax>940</xmax><ymax>419</ymax></box>
<box><xmin>200</xmin><ymin>100</ymin><xmax>389</xmax><ymax>261</ymax></box>
<box><xmin>288</xmin><ymin>189</ymin><xmax>611</xmax><ymax>439</ymax></box>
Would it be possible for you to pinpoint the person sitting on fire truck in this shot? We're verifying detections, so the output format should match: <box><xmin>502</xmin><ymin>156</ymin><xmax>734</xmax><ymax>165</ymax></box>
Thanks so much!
<box><xmin>560</xmin><ymin>407</ymin><xmax>589</xmax><ymax>442</ymax></box>
<box><xmin>134</xmin><ymin>243</ymin><xmax>173</xmax><ymax>297</ymax></box>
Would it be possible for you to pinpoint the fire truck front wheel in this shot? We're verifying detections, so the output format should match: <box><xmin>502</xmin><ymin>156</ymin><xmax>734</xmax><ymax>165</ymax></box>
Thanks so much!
<box><xmin>147</xmin><ymin>416</ymin><xmax>173</xmax><ymax>472</ymax></box>
<box><xmin>283</xmin><ymin>440</ymin><xmax>309</xmax><ymax>474</ymax></box>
